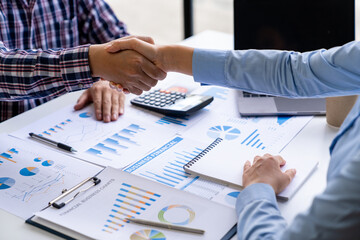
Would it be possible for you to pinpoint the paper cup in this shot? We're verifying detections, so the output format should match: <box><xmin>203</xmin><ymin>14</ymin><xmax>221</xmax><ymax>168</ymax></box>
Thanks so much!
<box><xmin>326</xmin><ymin>96</ymin><xmax>358</xmax><ymax>128</ymax></box>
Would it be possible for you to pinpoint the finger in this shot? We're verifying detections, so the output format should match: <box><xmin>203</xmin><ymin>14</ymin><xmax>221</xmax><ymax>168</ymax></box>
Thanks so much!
<box><xmin>74</xmin><ymin>90</ymin><xmax>91</xmax><ymax>110</ymax></box>
<box><xmin>264</xmin><ymin>153</ymin><xmax>272</xmax><ymax>158</ymax></box>
<box><xmin>92</xmin><ymin>88</ymin><xmax>103</xmax><ymax>121</ymax></box>
<box><xmin>140</xmin><ymin>57</ymin><xmax>167</xmax><ymax>81</ymax></box>
<box><xmin>131</xmin><ymin>35</ymin><xmax>155</xmax><ymax>44</ymax></box>
<box><xmin>243</xmin><ymin>160</ymin><xmax>251</xmax><ymax>172</ymax></box>
<box><xmin>275</xmin><ymin>155</ymin><xmax>286</xmax><ymax>166</ymax></box>
<box><xmin>109</xmin><ymin>81</ymin><xmax>124</xmax><ymax>92</ymax></box>
<box><xmin>118</xmin><ymin>92</ymin><xmax>125</xmax><ymax>115</ymax></box>
<box><xmin>110</xmin><ymin>92</ymin><xmax>120</xmax><ymax>121</ymax></box>
<box><xmin>253</xmin><ymin>155</ymin><xmax>262</xmax><ymax>164</ymax></box>
<box><xmin>123</xmin><ymin>88</ymin><xmax>130</xmax><ymax>94</ymax></box>
<box><xmin>106</xmin><ymin>38</ymin><xmax>157</xmax><ymax>61</ymax></box>
<box><xmin>102</xmin><ymin>90</ymin><xmax>112</xmax><ymax>123</ymax></box>
<box><xmin>284</xmin><ymin>169</ymin><xmax>297</xmax><ymax>182</ymax></box>
<box><xmin>125</xmin><ymin>75</ymin><xmax>153</xmax><ymax>92</ymax></box>
<box><xmin>126</xmin><ymin>86</ymin><xmax>143</xmax><ymax>95</ymax></box>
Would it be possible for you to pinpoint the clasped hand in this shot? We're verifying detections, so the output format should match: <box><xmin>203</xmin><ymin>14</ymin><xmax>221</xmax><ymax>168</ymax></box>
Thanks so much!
<box><xmin>89</xmin><ymin>36</ymin><xmax>167</xmax><ymax>95</ymax></box>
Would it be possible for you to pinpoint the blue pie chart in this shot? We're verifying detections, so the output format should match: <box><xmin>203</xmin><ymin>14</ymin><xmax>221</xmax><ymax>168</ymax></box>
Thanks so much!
<box><xmin>20</xmin><ymin>167</ymin><xmax>40</xmax><ymax>176</ymax></box>
<box><xmin>207</xmin><ymin>125</ymin><xmax>241</xmax><ymax>140</ymax></box>
<box><xmin>42</xmin><ymin>160</ymin><xmax>54</xmax><ymax>167</ymax></box>
<box><xmin>79</xmin><ymin>112</ymin><xmax>92</xmax><ymax>118</ymax></box>
<box><xmin>34</xmin><ymin>157</ymin><xmax>42</xmax><ymax>162</ymax></box>
<box><xmin>0</xmin><ymin>177</ymin><xmax>15</xmax><ymax>190</ymax></box>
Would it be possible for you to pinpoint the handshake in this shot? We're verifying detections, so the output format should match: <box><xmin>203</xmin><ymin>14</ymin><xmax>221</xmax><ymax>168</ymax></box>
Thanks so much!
<box><xmin>89</xmin><ymin>36</ymin><xmax>194</xmax><ymax>95</ymax></box>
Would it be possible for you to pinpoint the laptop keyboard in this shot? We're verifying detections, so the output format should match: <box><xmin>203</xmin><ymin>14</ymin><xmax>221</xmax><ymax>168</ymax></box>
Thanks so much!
<box><xmin>242</xmin><ymin>91</ymin><xmax>272</xmax><ymax>98</ymax></box>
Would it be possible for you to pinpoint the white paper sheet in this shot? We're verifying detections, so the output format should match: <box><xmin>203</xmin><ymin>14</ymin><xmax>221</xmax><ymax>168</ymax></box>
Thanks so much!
<box><xmin>0</xmin><ymin>135</ymin><xmax>102</xmax><ymax>219</ymax></box>
<box><xmin>10</xmin><ymin>105</ymin><xmax>177</xmax><ymax>168</ymax></box>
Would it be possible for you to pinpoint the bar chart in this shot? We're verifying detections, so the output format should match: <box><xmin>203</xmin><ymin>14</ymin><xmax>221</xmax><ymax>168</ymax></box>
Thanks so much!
<box><xmin>241</xmin><ymin>129</ymin><xmax>266</xmax><ymax>150</ymax></box>
<box><xmin>102</xmin><ymin>183</ymin><xmax>161</xmax><ymax>234</ymax></box>
<box><xmin>85</xmin><ymin>124</ymin><xmax>148</xmax><ymax>161</ymax></box>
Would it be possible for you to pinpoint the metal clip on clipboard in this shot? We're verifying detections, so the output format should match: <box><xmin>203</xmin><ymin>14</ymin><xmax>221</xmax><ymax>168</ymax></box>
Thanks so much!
<box><xmin>49</xmin><ymin>177</ymin><xmax>101</xmax><ymax>209</ymax></box>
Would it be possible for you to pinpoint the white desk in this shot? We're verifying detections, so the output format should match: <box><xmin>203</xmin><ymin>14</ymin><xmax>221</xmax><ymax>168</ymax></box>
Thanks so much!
<box><xmin>0</xmin><ymin>31</ymin><xmax>338</xmax><ymax>240</ymax></box>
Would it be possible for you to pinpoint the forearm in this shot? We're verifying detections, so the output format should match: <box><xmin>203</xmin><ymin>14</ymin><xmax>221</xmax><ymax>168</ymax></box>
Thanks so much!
<box><xmin>236</xmin><ymin>184</ymin><xmax>287</xmax><ymax>240</ymax></box>
<box><xmin>193</xmin><ymin>41</ymin><xmax>360</xmax><ymax>98</ymax></box>
<box><xmin>159</xmin><ymin>45</ymin><xmax>194</xmax><ymax>75</ymax></box>
<box><xmin>0</xmin><ymin>43</ymin><xmax>94</xmax><ymax>101</ymax></box>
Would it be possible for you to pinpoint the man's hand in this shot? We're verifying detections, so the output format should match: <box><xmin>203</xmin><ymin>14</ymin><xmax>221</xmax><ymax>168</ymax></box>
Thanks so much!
<box><xmin>242</xmin><ymin>154</ymin><xmax>296</xmax><ymax>194</ymax></box>
<box><xmin>89</xmin><ymin>38</ymin><xmax>167</xmax><ymax>95</ymax></box>
<box><xmin>105</xmin><ymin>36</ymin><xmax>194</xmax><ymax>76</ymax></box>
<box><xmin>74</xmin><ymin>80</ymin><xmax>125</xmax><ymax>123</ymax></box>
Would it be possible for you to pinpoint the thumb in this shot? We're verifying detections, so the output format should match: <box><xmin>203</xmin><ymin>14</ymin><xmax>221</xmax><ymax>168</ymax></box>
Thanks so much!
<box><xmin>74</xmin><ymin>90</ymin><xmax>91</xmax><ymax>110</ymax></box>
<box><xmin>106</xmin><ymin>38</ymin><xmax>157</xmax><ymax>61</ymax></box>
<box><xmin>284</xmin><ymin>168</ymin><xmax>296</xmax><ymax>182</ymax></box>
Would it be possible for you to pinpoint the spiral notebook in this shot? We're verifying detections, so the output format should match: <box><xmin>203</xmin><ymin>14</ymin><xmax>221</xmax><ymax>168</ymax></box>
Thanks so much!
<box><xmin>183</xmin><ymin>138</ymin><xmax>318</xmax><ymax>200</ymax></box>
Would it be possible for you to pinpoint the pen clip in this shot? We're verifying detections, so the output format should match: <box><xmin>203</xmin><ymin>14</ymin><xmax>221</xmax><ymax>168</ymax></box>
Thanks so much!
<box><xmin>49</xmin><ymin>177</ymin><xmax>101</xmax><ymax>209</ymax></box>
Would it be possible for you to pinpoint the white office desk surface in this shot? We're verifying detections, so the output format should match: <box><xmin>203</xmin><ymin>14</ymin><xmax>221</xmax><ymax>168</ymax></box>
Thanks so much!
<box><xmin>0</xmin><ymin>31</ymin><xmax>338</xmax><ymax>240</ymax></box>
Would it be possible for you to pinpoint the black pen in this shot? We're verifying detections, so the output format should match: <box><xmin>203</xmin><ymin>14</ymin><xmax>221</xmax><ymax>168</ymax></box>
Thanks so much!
<box><xmin>29</xmin><ymin>132</ymin><xmax>77</xmax><ymax>153</ymax></box>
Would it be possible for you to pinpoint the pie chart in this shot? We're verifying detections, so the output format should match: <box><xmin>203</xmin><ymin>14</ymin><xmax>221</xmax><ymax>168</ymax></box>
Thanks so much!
<box><xmin>79</xmin><ymin>112</ymin><xmax>92</xmax><ymax>118</ymax></box>
<box><xmin>20</xmin><ymin>167</ymin><xmax>40</xmax><ymax>176</ymax></box>
<box><xmin>130</xmin><ymin>229</ymin><xmax>166</xmax><ymax>240</ymax></box>
<box><xmin>207</xmin><ymin>125</ymin><xmax>241</xmax><ymax>140</ymax></box>
<box><xmin>42</xmin><ymin>160</ymin><xmax>54</xmax><ymax>167</ymax></box>
<box><xmin>0</xmin><ymin>177</ymin><xmax>15</xmax><ymax>190</ymax></box>
<box><xmin>158</xmin><ymin>205</ymin><xmax>195</xmax><ymax>225</ymax></box>
<box><xmin>34</xmin><ymin>157</ymin><xmax>42</xmax><ymax>162</ymax></box>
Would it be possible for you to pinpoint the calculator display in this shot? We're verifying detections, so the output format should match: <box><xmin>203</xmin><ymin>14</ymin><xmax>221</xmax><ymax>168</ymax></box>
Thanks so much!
<box><xmin>167</xmin><ymin>95</ymin><xmax>205</xmax><ymax>110</ymax></box>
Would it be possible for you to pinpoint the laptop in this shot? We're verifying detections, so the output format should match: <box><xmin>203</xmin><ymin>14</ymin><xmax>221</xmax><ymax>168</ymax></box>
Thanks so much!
<box><xmin>234</xmin><ymin>0</ymin><xmax>355</xmax><ymax>116</ymax></box>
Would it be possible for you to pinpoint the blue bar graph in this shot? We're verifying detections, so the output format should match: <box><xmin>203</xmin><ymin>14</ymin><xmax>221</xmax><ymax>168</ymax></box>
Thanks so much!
<box><xmin>137</xmin><ymin>148</ymin><xmax>201</xmax><ymax>188</ymax></box>
<box><xmin>241</xmin><ymin>129</ymin><xmax>266</xmax><ymax>150</ymax></box>
<box><xmin>103</xmin><ymin>138</ymin><xmax>128</xmax><ymax>149</ymax></box>
<box><xmin>128</xmin><ymin>124</ymin><xmax>145</xmax><ymax>131</ymax></box>
<box><xmin>156</xmin><ymin>116</ymin><xmax>188</xmax><ymax>126</ymax></box>
<box><xmin>85</xmin><ymin>123</ymin><xmax>146</xmax><ymax>161</ymax></box>
<box><xmin>112</xmin><ymin>133</ymin><xmax>138</xmax><ymax>145</ymax></box>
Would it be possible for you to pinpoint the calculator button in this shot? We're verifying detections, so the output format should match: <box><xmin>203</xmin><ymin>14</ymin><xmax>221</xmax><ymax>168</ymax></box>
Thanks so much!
<box><xmin>160</xmin><ymin>103</ymin><xmax>166</xmax><ymax>107</ymax></box>
<box><xmin>144</xmin><ymin>99</ymin><xmax>150</xmax><ymax>104</ymax></box>
<box><xmin>133</xmin><ymin>98</ymin><xmax>144</xmax><ymax>103</ymax></box>
<box><xmin>149</xmin><ymin>101</ymin><xmax>156</xmax><ymax>105</ymax></box>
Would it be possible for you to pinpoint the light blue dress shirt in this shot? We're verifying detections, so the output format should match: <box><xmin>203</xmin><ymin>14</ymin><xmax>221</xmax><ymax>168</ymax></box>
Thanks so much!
<box><xmin>192</xmin><ymin>42</ymin><xmax>360</xmax><ymax>239</ymax></box>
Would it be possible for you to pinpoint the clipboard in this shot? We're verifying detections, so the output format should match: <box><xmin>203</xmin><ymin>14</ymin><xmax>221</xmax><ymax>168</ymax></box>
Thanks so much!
<box><xmin>26</xmin><ymin>167</ymin><xmax>238</xmax><ymax>240</ymax></box>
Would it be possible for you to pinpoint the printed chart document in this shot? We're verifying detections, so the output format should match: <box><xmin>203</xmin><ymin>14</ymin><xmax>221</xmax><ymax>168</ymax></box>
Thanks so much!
<box><xmin>0</xmin><ymin>135</ymin><xmax>102</xmax><ymax>219</ymax></box>
<box><xmin>11</xmin><ymin>105</ymin><xmax>177</xmax><ymax>168</ymax></box>
<box><xmin>29</xmin><ymin>167</ymin><xmax>237</xmax><ymax>240</ymax></box>
<box><xmin>123</xmin><ymin>136</ymin><xmax>242</xmax><ymax>208</ymax></box>
<box><xmin>183</xmin><ymin>138</ymin><xmax>318</xmax><ymax>200</ymax></box>
<box><xmin>182</xmin><ymin>112</ymin><xmax>313</xmax><ymax>153</ymax></box>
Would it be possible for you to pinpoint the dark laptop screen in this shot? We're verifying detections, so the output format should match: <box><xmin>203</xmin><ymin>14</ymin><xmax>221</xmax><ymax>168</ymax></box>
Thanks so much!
<box><xmin>234</xmin><ymin>0</ymin><xmax>355</xmax><ymax>52</ymax></box>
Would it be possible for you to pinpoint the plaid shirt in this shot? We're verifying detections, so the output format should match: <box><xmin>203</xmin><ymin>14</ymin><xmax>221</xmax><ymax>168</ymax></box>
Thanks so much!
<box><xmin>0</xmin><ymin>0</ymin><xmax>128</xmax><ymax>122</ymax></box>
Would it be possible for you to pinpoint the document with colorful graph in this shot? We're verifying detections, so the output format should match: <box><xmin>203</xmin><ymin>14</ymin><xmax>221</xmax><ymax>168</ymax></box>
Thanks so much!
<box><xmin>10</xmin><ymin>104</ymin><xmax>177</xmax><ymax>168</ymax></box>
<box><xmin>181</xmin><ymin>112</ymin><xmax>313</xmax><ymax>153</ymax></box>
<box><xmin>29</xmin><ymin>167</ymin><xmax>237</xmax><ymax>240</ymax></box>
<box><xmin>0</xmin><ymin>135</ymin><xmax>102</xmax><ymax>219</ymax></box>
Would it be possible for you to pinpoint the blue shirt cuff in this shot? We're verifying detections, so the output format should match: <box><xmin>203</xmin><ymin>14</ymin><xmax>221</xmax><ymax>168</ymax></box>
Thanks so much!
<box><xmin>192</xmin><ymin>48</ymin><xmax>229</xmax><ymax>86</ymax></box>
<box><xmin>236</xmin><ymin>183</ymin><xmax>277</xmax><ymax>216</ymax></box>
